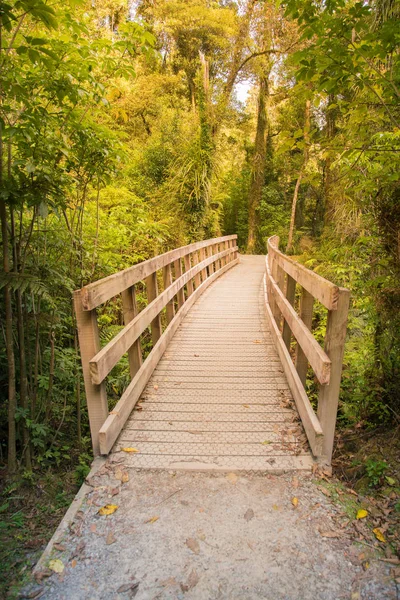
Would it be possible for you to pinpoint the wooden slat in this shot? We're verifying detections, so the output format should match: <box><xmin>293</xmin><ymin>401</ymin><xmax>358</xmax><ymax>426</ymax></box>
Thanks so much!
<box><xmin>73</xmin><ymin>291</ymin><xmax>108</xmax><ymax>456</ymax></box>
<box><xmin>89</xmin><ymin>247</ymin><xmax>237</xmax><ymax>384</ymax></box>
<box><xmin>162</xmin><ymin>264</ymin><xmax>175</xmax><ymax>324</ymax></box>
<box><xmin>121</xmin><ymin>285</ymin><xmax>142</xmax><ymax>377</ymax></box>
<box><xmin>80</xmin><ymin>235</ymin><xmax>237</xmax><ymax>310</ymax></box>
<box><xmin>263</xmin><ymin>275</ymin><xmax>324</xmax><ymax>457</ymax></box>
<box><xmin>317</xmin><ymin>289</ymin><xmax>350</xmax><ymax>462</ymax></box>
<box><xmin>193</xmin><ymin>251</ymin><xmax>201</xmax><ymax>289</ymax></box>
<box><xmin>282</xmin><ymin>275</ymin><xmax>296</xmax><ymax>350</ymax></box>
<box><xmin>145</xmin><ymin>272</ymin><xmax>162</xmax><ymax>346</ymax></box>
<box><xmin>268</xmin><ymin>236</ymin><xmax>339</xmax><ymax>310</ymax></box>
<box><xmin>98</xmin><ymin>258</ymin><xmax>239</xmax><ymax>454</ymax></box>
<box><xmin>266</xmin><ymin>257</ymin><xmax>331</xmax><ymax>385</ymax></box>
<box><xmin>296</xmin><ymin>288</ymin><xmax>314</xmax><ymax>387</ymax></box>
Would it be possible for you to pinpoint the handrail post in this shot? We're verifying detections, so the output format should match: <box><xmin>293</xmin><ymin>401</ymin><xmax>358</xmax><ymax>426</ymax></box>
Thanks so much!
<box><xmin>121</xmin><ymin>285</ymin><xmax>143</xmax><ymax>377</ymax></box>
<box><xmin>163</xmin><ymin>264</ymin><xmax>175</xmax><ymax>323</ymax></box>
<box><xmin>193</xmin><ymin>251</ymin><xmax>201</xmax><ymax>288</ymax></box>
<box><xmin>295</xmin><ymin>288</ymin><xmax>314</xmax><ymax>386</ymax></box>
<box><xmin>199</xmin><ymin>247</ymin><xmax>207</xmax><ymax>281</ymax></box>
<box><xmin>317</xmin><ymin>288</ymin><xmax>350</xmax><ymax>462</ymax></box>
<box><xmin>145</xmin><ymin>272</ymin><xmax>162</xmax><ymax>345</ymax></box>
<box><xmin>282</xmin><ymin>274</ymin><xmax>296</xmax><ymax>349</ymax></box>
<box><xmin>174</xmin><ymin>258</ymin><xmax>185</xmax><ymax>308</ymax></box>
<box><xmin>73</xmin><ymin>290</ymin><xmax>108</xmax><ymax>455</ymax></box>
<box><xmin>184</xmin><ymin>253</ymin><xmax>194</xmax><ymax>296</ymax></box>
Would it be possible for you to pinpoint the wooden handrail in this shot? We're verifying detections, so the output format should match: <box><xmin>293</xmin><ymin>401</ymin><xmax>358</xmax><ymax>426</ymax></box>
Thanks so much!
<box><xmin>74</xmin><ymin>235</ymin><xmax>238</xmax><ymax>455</ymax></box>
<box><xmin>264</xmin><ymin>235</ymin><xmax>350</xmax><ymax>464</ymax></box>
<box><xmin>80</xmin><ymin>235</ymin><xmax>237</xmax><ymax>310</ymax></box>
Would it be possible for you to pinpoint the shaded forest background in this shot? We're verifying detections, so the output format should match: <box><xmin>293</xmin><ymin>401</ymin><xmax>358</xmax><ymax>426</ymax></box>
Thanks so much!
<box><xmin>0</xmin><ymin>0</ymin><xmax>399</xmax><ymax>492</ymax></box>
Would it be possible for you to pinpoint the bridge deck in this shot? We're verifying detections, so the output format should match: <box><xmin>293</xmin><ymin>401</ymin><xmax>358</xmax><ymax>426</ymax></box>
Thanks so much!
<box><xmin>113</xmin><ymin>256</ymin><xmax>314</xmax><ymax>471</ymax></box>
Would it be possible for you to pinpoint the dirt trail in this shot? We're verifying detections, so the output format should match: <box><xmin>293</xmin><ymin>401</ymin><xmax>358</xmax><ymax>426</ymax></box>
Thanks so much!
<box><xmin>25</xmin><ymin>465</ymin><xmax>398</xmax><ymax>600</ymax></box>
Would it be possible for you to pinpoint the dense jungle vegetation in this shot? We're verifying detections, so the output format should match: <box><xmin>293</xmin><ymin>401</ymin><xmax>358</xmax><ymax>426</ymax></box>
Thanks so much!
<box><xmin>0</xmin><ymin>0</ymin><xmax>399</xmax><ymax>589</ymax></box>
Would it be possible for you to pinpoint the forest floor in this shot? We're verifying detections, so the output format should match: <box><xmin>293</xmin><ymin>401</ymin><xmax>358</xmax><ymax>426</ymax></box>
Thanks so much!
<box><xmin>14</xmin><ymin>449</ymin><xmax>400</xmax><ymax>600</ymax></box>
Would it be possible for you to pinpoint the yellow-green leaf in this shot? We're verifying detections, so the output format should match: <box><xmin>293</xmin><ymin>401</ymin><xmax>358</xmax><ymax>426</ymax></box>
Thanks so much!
<box><xmin>98</xmin><ymin>504</ymin><xmax>118</xmax><ymax>516</ymax></box>
<box><xmin>145</xmin><ymin>515</ymin><xmax>159</xmax><ymax>524</ymax></box>
<box><xmin>121</xmin><ymin>447</ymin><xmax>139</xmax><ymax>453</ymax></box>
<box><xmin>261</xmin><ymin>440</ymin><xmax>271</xmax><ymax>445</ymax></box>
<box><xmin>292</xmin><ymin>497</ymin><xmax>299</xmax><ymax>508</ymax></box>
<box><xmin>373</xmin><ymin>527</ymin><xmax>386</xmax><ymax>543</ymax></box>
<box><xmin>49</xmin><ymin>559</ymin><xmax>64</xmax><ymax>573</ymax></box>
<box><xmin>356</xmin><ymin>509</ymin><xmax>368</xmax><ymax>519</ymax></box>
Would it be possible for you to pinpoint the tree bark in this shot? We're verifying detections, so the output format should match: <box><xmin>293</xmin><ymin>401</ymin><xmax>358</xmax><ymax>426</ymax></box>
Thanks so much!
<box><xmin>286</xmin><ymin>98</ymin><xmax>311</xmax><ymax>253</ymax></box>
<box><xmin>247</xmin><ymin>76</ymin><xmax>269</xmax><ymax>253</ymax></box>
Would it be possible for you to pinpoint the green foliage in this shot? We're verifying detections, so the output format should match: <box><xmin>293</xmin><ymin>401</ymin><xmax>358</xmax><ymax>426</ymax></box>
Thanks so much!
<box><xmin>365</xmin><ymin>459</ymin><xmax>389</xmax><ymax>488</ymax></box>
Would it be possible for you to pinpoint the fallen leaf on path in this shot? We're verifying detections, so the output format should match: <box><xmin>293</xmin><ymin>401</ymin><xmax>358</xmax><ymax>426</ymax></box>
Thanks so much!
<box><xmin>292</xmin><ymin>476</ymin><xmax>299</xmax><ymax>488</ymax></box>
<box><xmin>243</xmin><ymin>404</ymin><xmax>250</xmax><ymax>409</ymax></box>
<box><xmin>292</xmin><ymin>497</ymin><xmax>299</xmax><ymax>508</ymax></box>
<box><xmin>186</xmin><ymin>538</ymin><xmax>200</xmax><ymax>554</ymax></box>
<box><xmin>226</xmin><ymin>472</ymin><xmax>238</xmax><ymax>484</ymax></box>
<box><xmin>121</xmin><ymin>472</ymin><xmax>129</xmax><ymax>483</ymax></box>
<box><xmin>110</xmin><ymin>487</ymin><xmax>120</xmax><ymax>496</ymax></box>
<box><xmin>356</xmin><ymin>509</ymin><xmax>368</xmax><ymax>520</ymax></box>
<box><xmin>318</xmin><ymin>487</ymin><xmax>332</xmax><ymax>497</ymax></box>
<box><xmin>90</xmin><ymin>524</ymin><xmax>97</xmax><ymax>533</ymax></box>
<box><xmin>253</xmin><ymin>340</ymin><xmax>262</xmax><ymax>344</ymax></box>
<box><xmin>53</xmin><ymin>543</ymin><xmax>66</xmax><ymax>552</ymax></box>
<box><xmin>34</xmin><ymin>569</ymin><xmax>52</xmax><ymax>583</ymax></box>
<box><xmin>121</xmin><ymin>447</ymin><xmax>139</xmax><ymax>453</ymax></box>
<box><xmin>49</xmin><ymin>559</ymin><xmax>64</xmax><ymax>573</ymax></box>
<box><xmin>244</xmin><ymin>508</ymin><xmax>254</xmax><ymax>521</ymax></box>
<box><xmin>261</xmin><ymin>440</ymin><xmax>271</xmax><ymax>445</ymax></box>
<box><xmin>71</xmin><ymin>559</ymin><xmax>77</xmax><ymax>568</ymax></box>
<box><xmin>153</xmin><ymin>385</ymin><xmax>159</xmax><ymax>390</ymax></box>
<box><xmin>319</xmin><ymin>530</ymin><xmax>341</xmax><ymax>538</ymax></box>
<box><xmin>145</xmin><ymin>516</ymin><xmax>159</xmax><ymax>524</ymax></box>
<box><xmin>385</xmin><ymin>476</ymin><xmax>396</xmax><ymax>486</ymax></box>
<box><xmin>98</xmin><ymin>504</ymin><xmax>118</xmax><ymax>516</ymax></box>
<box><xmin>181</xmin><ymin>569</ymin><xmax>199</xmax><ymax>592</ymax></box>
<box><xmin>22</xmin><ymin>588</ymin><xmax>44</xmax><ymax>599</ymax></box>
<box><xmin>117</xmin><ymin>582</ymin><xmax>139</xmax><ymax>595</ymax></box>
<box><xmin>106</xmin><ymin>531</ymin><xmax>117</xmax><ymax>545</ymax></box>
<box><xmin>373</xmin><ymin>528</ymin><xmax>386</xmax><ymax>543</ymax></box>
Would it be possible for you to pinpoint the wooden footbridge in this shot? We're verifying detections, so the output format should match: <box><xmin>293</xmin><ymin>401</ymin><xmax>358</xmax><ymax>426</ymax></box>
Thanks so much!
<box><xmin>74</xmin><ymin>235</ymin><xmax>349</xmax><ymax>471</ymax></box>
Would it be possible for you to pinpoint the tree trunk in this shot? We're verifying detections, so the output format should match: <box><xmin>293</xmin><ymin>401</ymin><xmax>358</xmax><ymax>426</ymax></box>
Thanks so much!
<box><xmin>0</xmin><ymin>195</ymin><xmax>17</xmax><ymax>474</ymax></box>
<box><xmin>247</xmin><ymin>76</ymin><xmax>269</xmax><ymax>253</ymax></box>
<box><xmin>286</xmin><ymin>98</ymin><xmax>311</xmax><ymax>253</ymax></box>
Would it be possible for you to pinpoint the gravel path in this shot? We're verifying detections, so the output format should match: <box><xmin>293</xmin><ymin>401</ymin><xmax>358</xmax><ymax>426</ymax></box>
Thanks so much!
<box><xmin>28</xmin><ymin>466</ymin><xmax>398</xmax><ymax>600</ymax></box>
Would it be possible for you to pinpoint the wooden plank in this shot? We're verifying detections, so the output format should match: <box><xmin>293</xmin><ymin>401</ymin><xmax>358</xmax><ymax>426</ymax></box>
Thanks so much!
<box><xmin>162</xmin><ymin>264</ymin><xmax>175</xmax><ymax>324</ymax></box>
<box><xmin>98</xmin><ymin>258</ymin><xmax>239</xmax><ymax>454</ymax></box>
<box><xmin>317</xmin><ymin>288</ymin><xmax>350</xmax><ymax>463</ymax></box>
<box><xmin>89</xmin><ymin>247</ymin><xmax>237</xmax><ymax>384</ymax></box>
<box><xmin>266</xmin><ymin>255</ymin><xmax>331</xmax><ymax>385</ymax></box>
<box><xmin>80</xmin><ymin>235</ymin><xmax>237</xmax><ymax>310</ymax></box>
<box><xmin>183</xmin><ymin>254</ymin><xmax>194</xmax><ymax>296</ymax></box>
<box><xmin>268</xmin><ymin>236</ymin><xmax>339</xmax><ymax>310</ymax></box>
<box><xmin>73</xmin><ymin>290</ymin><xmax>108</xmax><ymax>456</ymax></box>
<box><xmin>282</xmin><ymin>274</ymin><xmax>296</xmax><ymax>350</ymax></box>
<box><xmin>263</xmin><ymin>275</ymin><xmax>324</xmax><ymax>457</ymax></box>
<box><xmin>145</xmin><ymin>272</ymin><xmax>162</xmax><ymax>346</ymax></box>
<box><xmin>174</xmin><ymin>259</ymin><xmax>185</xmax><ymax>309</ymax></box>
<box><xmin>121</xmin><ymin>285</ymin><xmax>142</xmax><ymax>377</ymax></box>
<box><xmin>295</xmin><ymin>288</ymin><xmax>314</xmax><ymax>387</ymax></box>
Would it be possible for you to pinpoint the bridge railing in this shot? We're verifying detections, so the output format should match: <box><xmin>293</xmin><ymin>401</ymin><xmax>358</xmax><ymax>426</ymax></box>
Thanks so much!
<box><xmin>74</xmin><ymin>235</ymin><xmax>238</xmax><ymax>455</ymax></box>
<box><xmin>264</xmin><ymin>235</ymin><xmax>350</xmax><ymax>463</ymax></box>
